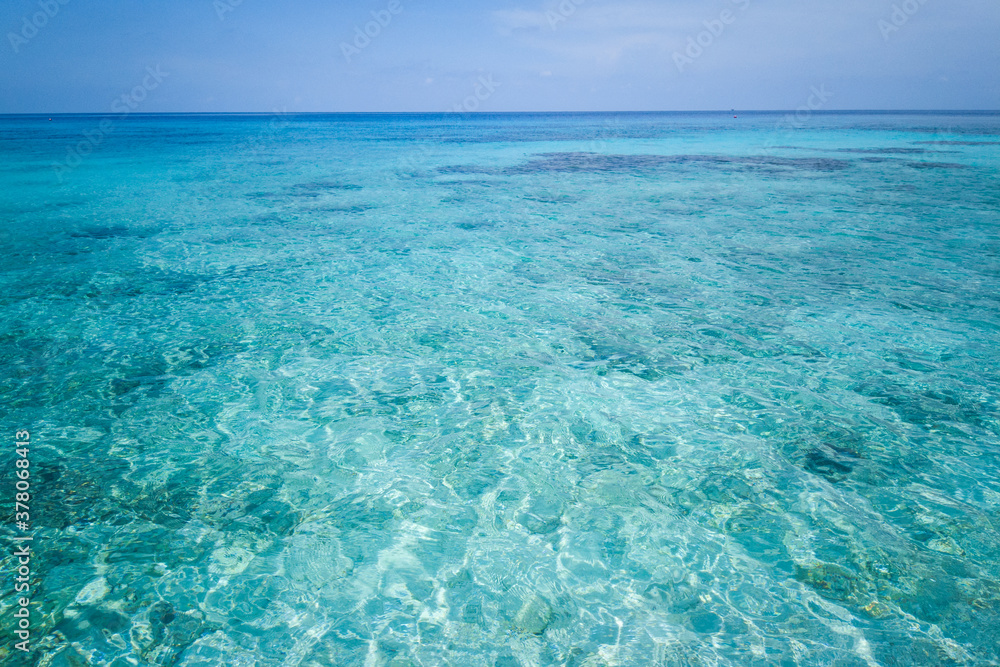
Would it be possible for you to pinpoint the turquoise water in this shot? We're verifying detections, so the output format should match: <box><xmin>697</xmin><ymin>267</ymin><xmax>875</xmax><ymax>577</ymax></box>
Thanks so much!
<box><xmin>1</xmin><ymin>112</ymin><xmax>1000</xmax><ymax>665</ymax></box>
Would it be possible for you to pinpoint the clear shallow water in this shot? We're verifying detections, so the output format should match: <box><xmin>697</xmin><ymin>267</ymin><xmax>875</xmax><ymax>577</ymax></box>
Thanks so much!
<box><xmin>1</xmin><ymin>112</ymin><xmax>999</xmax><ymax>666</ymax></box>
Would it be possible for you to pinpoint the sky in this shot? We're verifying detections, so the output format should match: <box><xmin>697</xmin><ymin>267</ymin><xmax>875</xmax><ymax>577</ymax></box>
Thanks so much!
<box><xmin>1</xmin><ymin>0</ymin><xmax>998</xmax><ymax>113</ymax></box>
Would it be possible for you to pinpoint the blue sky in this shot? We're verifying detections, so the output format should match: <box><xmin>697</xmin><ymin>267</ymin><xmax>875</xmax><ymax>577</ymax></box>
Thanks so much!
<box><xmin>2</xmin><ymin>0</ymin><xmax>998</xmax><ymax>112</ymax></box>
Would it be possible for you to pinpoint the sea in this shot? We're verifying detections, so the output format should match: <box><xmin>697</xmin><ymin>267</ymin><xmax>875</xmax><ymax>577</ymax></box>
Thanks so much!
<box><xmin>1</xmin><ymin>111</ymin><xmax>999</xmax><ymax>665</ymax></box>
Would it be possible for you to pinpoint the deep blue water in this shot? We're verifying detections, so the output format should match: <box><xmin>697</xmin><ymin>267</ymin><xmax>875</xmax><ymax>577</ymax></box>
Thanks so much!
<box><xmin>1</xmin><ymin>112</ymin><xmax>1000</xmax><ymax>665</ymax></box>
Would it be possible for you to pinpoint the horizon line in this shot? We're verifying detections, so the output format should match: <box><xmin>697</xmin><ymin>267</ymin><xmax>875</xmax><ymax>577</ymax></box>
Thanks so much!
<box><xmin>2</xmin><ymin>109</ymin><xmax>1000</xmax><ymax>117</ymax></box>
